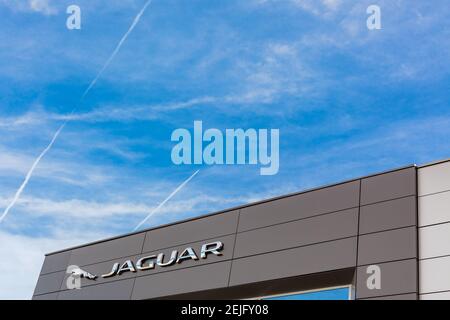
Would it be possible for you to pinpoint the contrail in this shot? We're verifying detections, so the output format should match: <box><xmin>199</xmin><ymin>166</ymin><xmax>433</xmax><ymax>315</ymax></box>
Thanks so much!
<box><xmin>0</xmin><ymin>123</ymin><xmax>66</xmax><ymax>223</ymax></box>
<box><xmin>133</xmin><ymin>170</ymin><xmax>200</xmax><ymax>231</ymax></box>
<box><xmin>82</xmin><ymin>0</ymin><xmax>153</xmax><ymax>99</ymax></box>
<box><xmin>0</xmin><ymin>1</ymin><xmax>153</xmax><ymax>224</ymax></box>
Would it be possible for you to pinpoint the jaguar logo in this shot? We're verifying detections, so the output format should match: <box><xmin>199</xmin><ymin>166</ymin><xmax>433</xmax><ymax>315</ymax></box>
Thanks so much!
<box><xmin>67</xmin><ymin>241</ymin><xmax>224</xmax><ymax>287</ymax></box>
<box><xmin>70</xmin><ymin>267</ymin><xmax>97</xmax><ymax>280</ymax></box>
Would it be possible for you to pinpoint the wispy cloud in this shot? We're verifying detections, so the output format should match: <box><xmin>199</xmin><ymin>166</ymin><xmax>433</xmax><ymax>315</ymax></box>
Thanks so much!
<box><xmin>1</xmin><ymin>0</ymin><xmax>58</xmax><ymax>15</ymax></box>
<box><xmin>0</xmin><ymin>184</ymin><xmax>273</xmax><ymax>225</ymax></box>
<box><xmin>291</xmin><ymin>0</ymin><xmax>342</xmax><ymax>16</ymax></box>
<box><xmin>256</xmin><ymin>0</ymin><xmax>343</xmax><ymax>17</ymax></box>
<box><xmin>0</xmin><ymin>144</ymin><xmax>112</xmax><ymax>187</ymax></box>
<box><xmin>0</xmin><ymin>196</ymin><xmax>150</xmax><ymax>219</ymax></box>
<box><xmin>29</xmin><ymin>0</ymin><xmax>57</xmax><ymax>15</ymax></box>
<box><xmin>0</xmin><ymin>92</ymin><xmax>288</xmax><ymax>127</ymax></box>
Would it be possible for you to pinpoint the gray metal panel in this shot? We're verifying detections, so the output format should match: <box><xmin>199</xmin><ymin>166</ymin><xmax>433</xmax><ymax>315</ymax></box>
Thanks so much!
<box><xmin>359</xmin><ymin>196</ymin><xmax>417</xmax><ymax>234</ymax></box>
<box><xmin>360</xmin><ymin>293</ymin><xmax>417</xmax><ymax>300</ymax></box>
<box><xmin>58</xmin><ymin>278</ymin><xmax>135</xmax><ymax>300</ymax></box>
<box><xmin>33</xmin><ymin>271</ymin><xmax>65</xmax><ymax>296</ymax></box>
<box><xmin>131</xmin><ymin>261</ymin><xmax>232</xmax><ymax>300</ymax></box>
<box><xmin>356</xmin><ymin>259</ymin><xmax>417</xmax><ymax>299</ymax></box>
<box><xmin>238</xmin><ymin>181</ymin><xmax>360</xmax><ymax>232</ymax></box>
<box><xmin>358</xmin><ymin>227</ymin><xmax>417</xmax><ymax>265</ymax></box>
<box><xmin>60</xmin><ymin>254</ymin><xmax>140</xmax><ymax>290</ymax></box>
<box><xmin>32</xmin><ymin>292</ymin><xmax>59</xmax><ymax>300</ymax></box>
<box><xmin>360</xmin><ymin>167</ymin><xmax>416</xmax><ymax>205</ymax></box>
<box><xmin>68</xmin><ymin>233</ymin><xmax>145</xmax><ymax>266</ymax></box>
<box><xmin>229</xmin><ymin>237</ymin><xmax>357</xmax><ymax>286</ymax></box>
<box><xmin>143</xmin><ymin>210</ymin><xmax>239</xmax><ymax>252</ymax></box>
<box><xmin>40</xmin><ymin>251</ymin><xmax>72</xmax><ymax>275</ymax></box>
<box><xmin>234</xmin><ymin>208</ymin><xmax>358</xmax><ymax>258</ymax></box>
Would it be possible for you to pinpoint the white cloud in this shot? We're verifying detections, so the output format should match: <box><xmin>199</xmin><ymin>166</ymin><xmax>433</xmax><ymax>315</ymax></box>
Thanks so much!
<box><xmin>1</xmin><ymin>197</ymin><xmax>150</xmax><ymax>219</ymax></box>
<box><xmin>0</xmin><ymin>191</ymin><xmax>255</xmax><ymax>222</ymax></box>
<box><xmin>1</xmin><ymin>0</ymin><xmax>58</xmax><ymax>15</ymax></box>
<box><xmin>257</xmin><ymin>0</ymin><xmax>343</xmax><ymax>16</ymax></box>
<box><xmin>29</xmin><ymin>0</ymin><xmax>57</xmax><ymax>15</ymax></box>
<box><xmin>322</xmin><ymin>0</ymin><xmax>341</xmax><ymax>10</ymax></box>
<box><xmin>0</xmin><ymin>145</ymin><xmax>112</xmax><ymax>187</ymax></box>
<box><xmin>0</xmin><ymin>91</ymin><xmax>293</xmax><ymax>129</ymax></box>
<box><xmin>0</xmin><ymin>110</ymin><xmax>47</xmax><ymax>128</ymax></box>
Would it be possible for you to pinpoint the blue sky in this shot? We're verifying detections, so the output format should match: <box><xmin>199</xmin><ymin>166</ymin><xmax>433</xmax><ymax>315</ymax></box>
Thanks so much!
<box><xmin>0</xmin><ymin>0</ymin><xmax>449</xmax><ymax>299</ymax></box>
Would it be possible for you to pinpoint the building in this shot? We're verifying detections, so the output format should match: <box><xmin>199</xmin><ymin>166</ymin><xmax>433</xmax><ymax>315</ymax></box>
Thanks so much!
<box><xmin>32</xmin><ymin>159</ymin><xmax>450</xmax><ymax>300</ymax></box>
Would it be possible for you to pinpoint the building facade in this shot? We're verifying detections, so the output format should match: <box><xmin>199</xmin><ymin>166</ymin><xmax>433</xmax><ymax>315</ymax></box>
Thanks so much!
<box><xmin>32</xmin><ymin>159</ymin><xmax>450</xmax><ymax>300</ymax></box>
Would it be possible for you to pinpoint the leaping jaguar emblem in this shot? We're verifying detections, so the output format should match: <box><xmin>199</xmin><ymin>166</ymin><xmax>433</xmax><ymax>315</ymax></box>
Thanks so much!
<box><xmin>70</xmin><ymin>267</ymin><xmax>97</xmax><ymax>280</ymax></box>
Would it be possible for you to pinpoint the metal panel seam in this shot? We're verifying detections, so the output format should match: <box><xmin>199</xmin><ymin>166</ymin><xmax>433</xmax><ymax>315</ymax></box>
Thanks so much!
<box><xmin>355</xmin><ymin>179</ymin><xmax>362</xmax><ymax>299</ymax></box>
<box><xmin>55</xmin><ymin>250</ymin><xmax>72</xmax><ymax>300</ymax></box>
<box><xmin>227</xmin><ymin>209</ymin><xmax>241</xmax><ymax>287</ymax></box>
<box><xmin>129</xmin><ymin>230</ymin><xmax>148</xmax><ymax>300</ymax></box>
<box><xmin>415</xmin><ymin>166</ymin><xmax>420</xmax><ymax>299</ymax></box>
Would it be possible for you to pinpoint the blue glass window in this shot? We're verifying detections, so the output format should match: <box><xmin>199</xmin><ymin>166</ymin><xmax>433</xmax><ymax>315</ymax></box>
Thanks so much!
<box><xmin>263</xmin><ymin>287</ymin><xmax>351</xmax><ymax>300</ymax></box>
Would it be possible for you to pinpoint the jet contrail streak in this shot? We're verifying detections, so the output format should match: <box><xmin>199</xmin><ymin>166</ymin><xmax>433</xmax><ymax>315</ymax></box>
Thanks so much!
<box><xmin>1</xmin><ymin>1</ymin><xmax>153</xmax><ymax>224</ymax></box>
<box><xmin>82</xmin><ymin>0</ymin><xmax>153</xmax><ymax>99</ymax></box>
<box><xmin>133</xmin><ymin>170</ymin><xmax>200</xmax><ymax>231</ymax></box>
<box><xmin>0</xmin><ymin>123</ymin><xmax>66</xmax><ymax>223</ymax></box>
